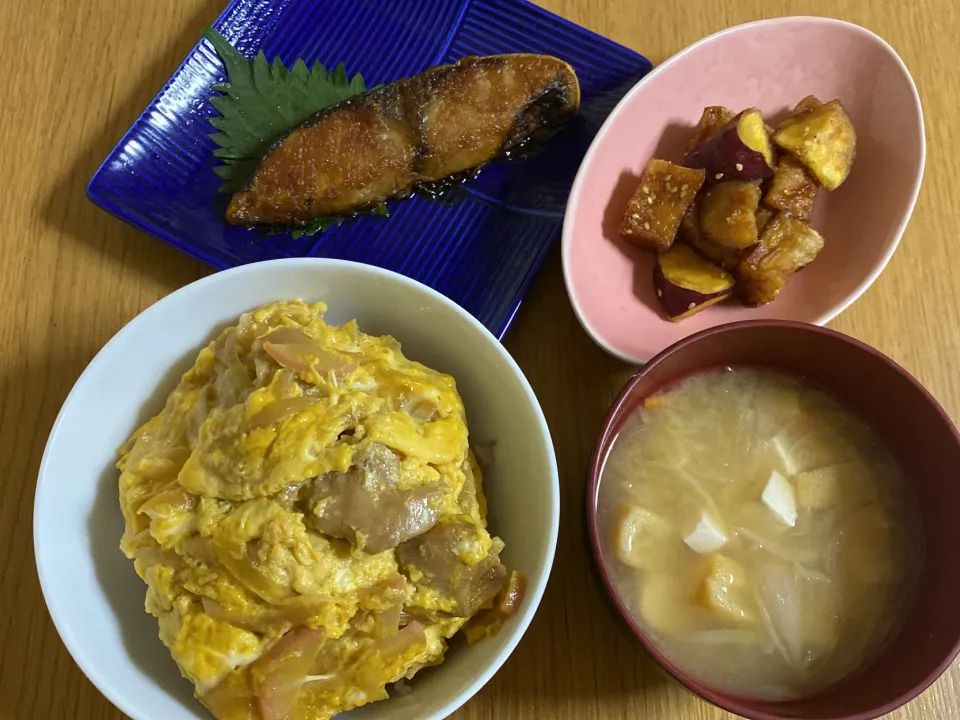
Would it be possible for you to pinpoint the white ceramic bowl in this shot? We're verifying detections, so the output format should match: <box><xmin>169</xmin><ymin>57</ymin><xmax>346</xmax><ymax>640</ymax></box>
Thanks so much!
<box><xmin>33</xmin><ymin>259</ymin><xmax>559</xmax><ymax>720</ymax></box>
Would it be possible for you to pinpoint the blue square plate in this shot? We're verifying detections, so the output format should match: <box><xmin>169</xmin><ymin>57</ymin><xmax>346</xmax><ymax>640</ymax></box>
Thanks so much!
<box><xmin>87</xmin><ymin>0</ymin><xmax>652</xmax><ymax>338</ymax></box>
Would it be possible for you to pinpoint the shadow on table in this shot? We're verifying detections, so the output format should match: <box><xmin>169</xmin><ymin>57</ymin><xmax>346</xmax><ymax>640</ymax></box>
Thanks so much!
<box><xmin>39</xmin><ymin>0</ymin><xmax>223</xmax><ymax>290</ymax></box>
<box><xmin>485</xmin><ymin>255</ymin><xmax>675</xmax><ymax>711</ymax></box>
<box><xmin>24</xmin><ymin>1</ymin><xmax>223</xmax><ymax>711</ymax></box>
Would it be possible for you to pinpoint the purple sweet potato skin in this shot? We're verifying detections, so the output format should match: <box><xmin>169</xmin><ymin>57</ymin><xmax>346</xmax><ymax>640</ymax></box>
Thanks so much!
<box><xmin>684</xmin><ymin>119</ymin><xmax>774</xmax><ymax>184</ymax></box>
<box><xmin>653</xmin><ymin>264</ymin><xmax>733</xmax><ymax>320</ymax></box>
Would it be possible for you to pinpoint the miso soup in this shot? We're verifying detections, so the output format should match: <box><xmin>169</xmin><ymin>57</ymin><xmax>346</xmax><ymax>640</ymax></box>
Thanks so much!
<box><xmin>597</xmin><ymin>367</ymin><xmax>919</xmax><ymax>700</ymax></box>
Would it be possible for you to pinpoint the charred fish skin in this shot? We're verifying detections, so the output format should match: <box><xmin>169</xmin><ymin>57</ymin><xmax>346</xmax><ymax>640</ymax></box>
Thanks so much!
<box><xmin>226</xmin><ymin>54</ymin><xmax>580</xmax><ymax>226</ymax></box>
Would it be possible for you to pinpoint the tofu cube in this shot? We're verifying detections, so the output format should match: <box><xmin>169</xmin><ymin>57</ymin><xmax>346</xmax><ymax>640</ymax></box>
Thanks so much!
<box><xmin>684</xmin><ymin>511</ymin><xmax>728</xmax><ymax>554</ymax></box>
<box><xmin>761</xmin><ymin>470</ymin><xmax>797</xmax><ymax>527</ymax></box>
<box><xmin>621</xmin><ymin>159</ymin><xmax>706</xmax><ymax>252</ymax></box>
<box><xmin>698</xmin><ymin>554</ymin><xmax>756</xmax><ymax>625</ymax></box>
<box><xmin>769</xmin><ymin>417</ymin><xmax>851</xmax><ymax>476</ymax></box>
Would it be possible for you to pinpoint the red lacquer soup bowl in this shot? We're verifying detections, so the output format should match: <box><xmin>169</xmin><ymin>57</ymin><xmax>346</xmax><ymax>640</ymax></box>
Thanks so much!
<box><xmin>587</xmin><ymin>321</ymin><xmax>960</xmax><ymax>719</ymax></box>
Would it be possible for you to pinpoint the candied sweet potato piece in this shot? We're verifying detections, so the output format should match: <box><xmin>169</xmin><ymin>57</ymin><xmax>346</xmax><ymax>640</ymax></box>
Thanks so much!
<box><xmin>774</xmin><ymin>99</ymin><xmax>856</xmax><ymax>191</ymax></box>
<box><xmin>680</xmin><ymin>201</ymin><xmax>742</xmax><ymax>271</ymax></box>
<box><xmin>700</xmin><ymin>181</ymin><xmax>762</xmax><ymax>249</ymax></box>
<box><xmin>621</xmin><ymin>159</ymin><xmax>705</xmax><ymax>251</ymax></box>
<box><xmin>654</xmin><ymin>243</ymin><xmax>734</xmax><ymax>321</ymax></box>
<box><xmin>755</xmin><ymin>206</ymin><xmax>775</xmax><ymax>233</ymax></box>
<box><xmin>793</xmin><ymin>95</ymin><xmax>824</xmax><ymax>117</ymax></box>
<box><xmin>686</xmin><ymin>105</ymin><xmax>736</xmax><ymax>152</ymax></box>
<box><xmin>738</xmin><ymin>213</ymin><xmax>825</xmax><ymax>305</ymax></box>
<box><xmin>685</xmin><ymin>109</ymin><xmax>776</xmax><ymax>183</ymax></box>
<box><xmin>764</xmin><ymin>155</ymin><xmax>819</xmax><ymax>220</ymax></box>
<box><xmin>738</xmin><ymin>274</ymin><xmax>785</xmax><ymax>306</ymax></box>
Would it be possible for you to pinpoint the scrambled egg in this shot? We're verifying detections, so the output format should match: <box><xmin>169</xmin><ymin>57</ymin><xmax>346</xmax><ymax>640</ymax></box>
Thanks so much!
<box><xmin>118</xmin><ymin>300</ymin><xmax>510</xmax><ymax>720</ymax></box>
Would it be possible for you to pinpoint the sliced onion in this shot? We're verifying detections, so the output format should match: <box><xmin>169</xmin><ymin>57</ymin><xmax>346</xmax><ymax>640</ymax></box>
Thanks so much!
<box><xmin>262</xmin><ymin>327</ymin><xmax>357</xmax><ymax>377</ymax></box>
<box><xmin>135</xmin><ymin>547</ymin><xmax>182</xmax><ymax>570</ymax></box>
<box><xmin>186</xmin><ymin>390</ymin><xmax>209</xmax><ymax>447</ymax></box>
<box><xmin>138</xmin><ymin>487</ymin><xmax>196</xmax><ymax>519</ymax></box>
<box><xmin>687</xmin><ymin>629</ymin><xmax>761</xmax><ymax>646</ymax></box>
<box><xmin>248</xmin><ymin>396</ymin><xmax>320</xmax><ymax>430</ymax></box>
<box><xmin>202</xmin><ymin>596</ymin><xmax>333</xmax><ymax>632</ymax></box>
<box><xmin>463</xmin><ymin>571</ymin><xmax>526</xmax><ymax>644</ymax></box>
<box><xmin>254</xmin><ymin>628</ymin><xmax>326</xmax><ymax>720</ymax></box>
<box><xmin>181</xmin><ymin>536</ymin><xmax>217</xmax><ymax>566</ymax></box>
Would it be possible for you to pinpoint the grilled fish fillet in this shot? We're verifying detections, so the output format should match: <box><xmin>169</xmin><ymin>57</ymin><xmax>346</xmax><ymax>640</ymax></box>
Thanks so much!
<box><xmin>226</xmin><ymin>54</ymin><xmax>580</xmax><ymax>226</ymax></box>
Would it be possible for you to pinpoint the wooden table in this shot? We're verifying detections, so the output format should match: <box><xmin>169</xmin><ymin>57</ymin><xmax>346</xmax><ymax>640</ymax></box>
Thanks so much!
<box><xmin>2</xmin><ymin>0</ymin><xmax>958</xmax><ymax>718</ymax></box>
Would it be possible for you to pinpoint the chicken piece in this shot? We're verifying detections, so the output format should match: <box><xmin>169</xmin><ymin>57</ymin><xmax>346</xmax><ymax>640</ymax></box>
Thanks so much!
<box><xmin>621</xmin><ymin>159</ymin><xmax>706</xmax><ymax>252</ymax></box>
<box><xmin>305</xmin><ymin>442</ymin><xmax>445</xmax><ymax>554</ymax></box>
<box><xmin>226</xmin><ymin>54</ymin><xmax>580</xmax><ymax>225</ymax></box>
<box><xmin>738</xmin><ymin>213</ymin><xmax>825</xmax><ymax>305</ymax></box>
<box><xmin>397</xmin><ymin>517</ymin><xmax>508</xmax><ymax>618</ymax></box>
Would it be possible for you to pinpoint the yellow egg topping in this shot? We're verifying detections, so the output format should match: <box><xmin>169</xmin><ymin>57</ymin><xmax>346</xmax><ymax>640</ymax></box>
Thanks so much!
<box><xmin>117</xmin><ymin>300</ymin><xmax>514</xmax><ymax>720</ymax></box>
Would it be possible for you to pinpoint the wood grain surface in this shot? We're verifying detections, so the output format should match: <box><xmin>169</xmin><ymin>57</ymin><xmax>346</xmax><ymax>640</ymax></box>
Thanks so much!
<box><xmin>1</xmin><ymin>0</ymin><xmax>957</xmax><ymax>718</ymax></box>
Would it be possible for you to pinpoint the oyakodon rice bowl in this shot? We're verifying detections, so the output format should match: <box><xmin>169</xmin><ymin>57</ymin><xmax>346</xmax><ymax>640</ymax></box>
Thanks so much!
<box><xmin>34</xmin><ymin>258</ymin><xmax>559</xmax><ymax>720</ymax></box>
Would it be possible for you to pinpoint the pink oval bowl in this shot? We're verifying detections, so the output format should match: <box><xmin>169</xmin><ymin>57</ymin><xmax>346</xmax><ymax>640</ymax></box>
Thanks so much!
<box><xmin>587</xmin><ymin>321</ymin><xmax>960</xmax><ymax>720</ymax></box>
<box><xmin>562</xmin><ymin>17</ymin><xmax>925</xmax><ymax>364</ymax></box>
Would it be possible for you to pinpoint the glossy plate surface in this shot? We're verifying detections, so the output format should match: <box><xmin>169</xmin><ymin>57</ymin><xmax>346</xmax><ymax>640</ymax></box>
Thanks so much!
<box><xmin>87</xmin><ymin>0</ymin><xmax>652</xmax><ymax>338</ymax></box>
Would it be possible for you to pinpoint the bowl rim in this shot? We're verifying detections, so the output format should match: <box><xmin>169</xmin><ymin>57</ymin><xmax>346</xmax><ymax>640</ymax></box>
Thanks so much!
<box><xmin>33</xmin><ymin>257</ymin><xmax>561</xmax><ymax>720</ymax></box>
<box><xmin>561</xmin><ymin>16</ymin><xmax>927</xmax><ymax>365</ymax></box>
<box><xmin>585</xmin><ymin>319</ymin><xmax>960</xmax><ymax>720</ymax></box>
